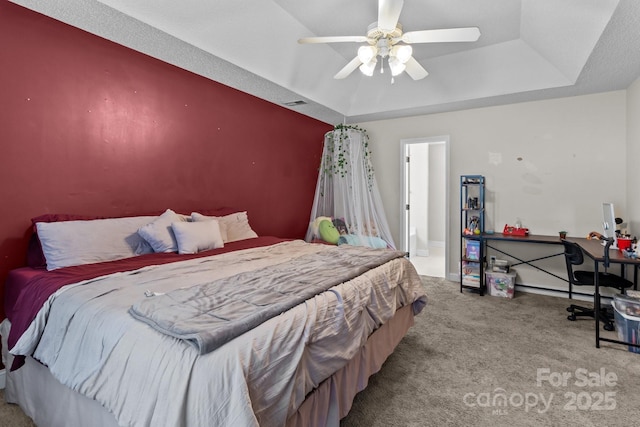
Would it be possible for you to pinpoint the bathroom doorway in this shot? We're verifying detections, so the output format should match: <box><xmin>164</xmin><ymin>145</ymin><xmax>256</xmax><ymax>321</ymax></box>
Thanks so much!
<box><xmin>401</xmin><ymin>136</ymin><xmax>449</xmax><ymax>278</ymax></box>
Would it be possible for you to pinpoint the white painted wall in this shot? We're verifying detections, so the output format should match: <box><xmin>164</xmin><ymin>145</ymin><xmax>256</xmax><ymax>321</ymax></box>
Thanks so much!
<box><xmin>627</xmin><ymin>77</ymin><xmax>640</xmax><ymax>235</ymax></box>
<box><xmin>359</xmin><ymin>90</ymin><xmax>627</xmax><ymax>281</ymax></box>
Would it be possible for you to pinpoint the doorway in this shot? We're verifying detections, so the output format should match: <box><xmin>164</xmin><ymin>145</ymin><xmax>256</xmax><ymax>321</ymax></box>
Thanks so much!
<box><xmin>401</xmin><ymin>136</ymin><xmax>449</xmax><ymax>278</ymax></box>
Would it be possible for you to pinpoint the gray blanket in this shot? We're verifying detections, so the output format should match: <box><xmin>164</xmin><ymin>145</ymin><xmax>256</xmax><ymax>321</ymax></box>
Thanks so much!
<box><xmin>129</xmin><ymin>245</ymin><xmax>406</xmax><ymax>354</ymax></box>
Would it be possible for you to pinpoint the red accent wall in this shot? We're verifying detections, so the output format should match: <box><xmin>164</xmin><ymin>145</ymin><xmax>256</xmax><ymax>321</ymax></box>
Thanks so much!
<box><xmin>0</xmin><ymin>2</ymin><xmax>332</xmax><ymax>319</ymax></box>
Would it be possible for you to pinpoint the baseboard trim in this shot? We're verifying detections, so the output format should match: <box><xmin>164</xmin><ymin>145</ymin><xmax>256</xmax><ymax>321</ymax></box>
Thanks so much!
<box><xmin>0</xmin><ymin>368</ymin><xmax>6</xmax><ymax>389</ymax></box>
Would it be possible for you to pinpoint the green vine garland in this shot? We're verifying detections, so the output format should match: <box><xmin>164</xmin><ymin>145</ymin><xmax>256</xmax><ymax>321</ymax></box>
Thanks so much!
<box><xmin>321</xmin><ymin>124</ymin><xmax>375</xmax><ymax>190</ymax></box>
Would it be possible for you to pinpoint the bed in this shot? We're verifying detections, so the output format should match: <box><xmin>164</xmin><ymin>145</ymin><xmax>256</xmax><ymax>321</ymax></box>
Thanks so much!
<box><xmin>0</xmin><ymin>209</ymin><xmax>427</xmax><ymax>427</ymax></box>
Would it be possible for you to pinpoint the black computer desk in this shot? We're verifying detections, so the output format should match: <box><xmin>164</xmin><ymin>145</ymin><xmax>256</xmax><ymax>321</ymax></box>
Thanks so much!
<box><xmin>570</xmin><ymin>238</ymin><xmax>640</xmax><ymax>349</ymax></box>
<box><xmin>482</xmin><ymin>233</ymin><xmax>569</xmax><ymax>293</ymax></box>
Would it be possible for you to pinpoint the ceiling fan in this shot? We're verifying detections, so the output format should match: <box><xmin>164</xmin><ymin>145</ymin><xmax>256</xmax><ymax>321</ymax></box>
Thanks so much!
<box><xmin>298</xmin><ymin>0</ymin><xmax>480</xmax><ymax>81</ymax></box>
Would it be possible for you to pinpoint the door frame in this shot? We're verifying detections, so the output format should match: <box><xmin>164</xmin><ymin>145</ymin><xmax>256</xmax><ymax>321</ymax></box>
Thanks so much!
<box><xmin>400</xmin><ymin>136</ymin><xmax>451</xmax><ymax>278</ymax></box>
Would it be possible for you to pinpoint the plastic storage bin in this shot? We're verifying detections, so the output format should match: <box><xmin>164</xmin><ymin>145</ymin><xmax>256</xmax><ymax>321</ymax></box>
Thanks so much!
<box><xmin>485</xmin><ymin>270</ymin><xmax>516</xmax><ymax>298</ymax></box>
<box><xmin>613</xmin><ymin>295</ymin><xmax>640</xmax><ymax>353</ymax></box>
<box><xmin>613</xmin><ymin>294</ymin><xmax>640</xmax><ymax>316</ymax></box>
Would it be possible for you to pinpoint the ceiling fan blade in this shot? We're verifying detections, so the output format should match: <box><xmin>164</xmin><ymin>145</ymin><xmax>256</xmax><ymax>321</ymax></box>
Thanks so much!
<box><xmin>378</xmin><ymin>0</ymin><xmax>404</xmax><ymax>32</ymax></box>
<box><xmin>404</xmin><ymin>57</ymin><xmax>428</xmax><ymax>80</ymax></box>
<box><xmin>401</xmin><ymin>27</ymin><xmax>481</xmax><ymax>44</ymax></box>
<box><xmin>298</xmin><ymin>36</ymin><xmax>368</xmax><ymax>44</ymax></box>
<box><xmin>334</xmin><ymin>56</ymin><xmax>363</xmax><ymax>79</ymax></box>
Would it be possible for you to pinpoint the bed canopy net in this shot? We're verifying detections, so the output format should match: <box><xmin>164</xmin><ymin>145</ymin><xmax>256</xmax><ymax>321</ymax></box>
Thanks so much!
<box><xmin>305</xmin><ymin>125</ymin><xmax>395</xmax><ymax>249</ymax></box>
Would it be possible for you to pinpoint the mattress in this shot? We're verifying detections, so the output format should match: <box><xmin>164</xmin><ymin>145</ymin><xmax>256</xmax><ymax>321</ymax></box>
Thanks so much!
<box><xmin>2</xmin><ymin>238</ymin><xmax>427</xmax><ymax>426</ymax></box>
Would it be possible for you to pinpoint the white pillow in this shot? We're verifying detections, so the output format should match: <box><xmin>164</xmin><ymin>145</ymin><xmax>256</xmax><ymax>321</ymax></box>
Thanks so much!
<box><xmin>36</xmin><ymin>216</ymin><xmax>158</xmax><ymax>271</ymax></box>
<box><xmin>137</xmin><ymin>209</ymin><xmax>186</xmax><ymax>253</ymax></box>
<box><xmin>171</xmin><ymin>220</ymin><xmax>224</xmax><ymax>254</ymax></box>
<box><xmin>191</xmin><ymin>213</ymin><xmax>229</xmax><ymax>241</ymax></box>
<box><xmin>191</xmin><ymin>211</ymin><xmax>258</xmax><ymax>242</ymax></box>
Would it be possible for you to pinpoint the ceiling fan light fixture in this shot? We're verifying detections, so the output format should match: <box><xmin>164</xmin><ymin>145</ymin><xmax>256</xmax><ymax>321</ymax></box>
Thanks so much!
<box><xmin>357</xmin><ymin>45</ymin><xmax>378</xmax><ymax>63</ymax></box>
<box><xmin>391</xmin><ymin>44</ymin><xmax>412</xmax><ymax>63</ymax></box>
<box><xmin>388</xmin><ymin>57</ymin><xmax>406</xmax><ymax>76</ymax></box>
<box><xmin>359</xmin><ymin>59</ymin><xmax>377</xmax><ymax>76</ymax></box>
<box><xmin>299</xmin><ymin>0</ymin><xmax>479</xmax><ymax>81</ymax></box>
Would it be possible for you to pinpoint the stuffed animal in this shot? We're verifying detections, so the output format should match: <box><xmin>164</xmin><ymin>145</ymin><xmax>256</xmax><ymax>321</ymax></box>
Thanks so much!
<box><xmin>311</xmin><ymin>216</ymin><xmax>332</xmax><ymax>236</ymax></box>
<box><xmin>332</xmin><ymin>218</ymin><xmax>349</xmax><ymax>235</ymax></box>
<box><xmin>311</xmin><ymin>216</ymin><xmax>340</xmax><ymax>244</ymax></box>
<box><xmin>318</xmin><ymin>219</ymin><xmax>340</xmax><ymax>244</ymax></box>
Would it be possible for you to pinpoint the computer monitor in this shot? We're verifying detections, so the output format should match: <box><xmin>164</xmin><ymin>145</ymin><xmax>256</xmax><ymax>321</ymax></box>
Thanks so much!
<box><xmin>602</xmin><ymin>202</ymin><xmax>618</xmax><ymax>246</ymax></box>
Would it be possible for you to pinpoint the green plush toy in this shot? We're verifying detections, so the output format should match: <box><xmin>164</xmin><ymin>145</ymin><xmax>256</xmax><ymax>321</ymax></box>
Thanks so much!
<box><xmin>318</xmin><ymin>219</ymin><xmax>340</xmax><ymax>244</ymax></box>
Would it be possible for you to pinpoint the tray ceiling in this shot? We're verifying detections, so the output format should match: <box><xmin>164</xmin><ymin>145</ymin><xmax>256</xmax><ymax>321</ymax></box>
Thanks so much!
<box><xmin>10</xmin><ymin>0</ymin><xmax>640</xmax><ymax>124</ymax></box>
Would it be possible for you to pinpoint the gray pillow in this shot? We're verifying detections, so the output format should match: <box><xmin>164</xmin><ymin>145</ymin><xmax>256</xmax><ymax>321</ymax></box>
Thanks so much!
<box><xmin>137</xmin><ymin>209</ymin><xmax>186</xmax><ymax>253</ymax></box>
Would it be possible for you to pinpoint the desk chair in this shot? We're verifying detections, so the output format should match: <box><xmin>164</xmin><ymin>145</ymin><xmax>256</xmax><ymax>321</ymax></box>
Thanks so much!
<box><xmin>561</xmin><ymin>240</ymin><xmax>633</xmax><ymax>331</ymax></box>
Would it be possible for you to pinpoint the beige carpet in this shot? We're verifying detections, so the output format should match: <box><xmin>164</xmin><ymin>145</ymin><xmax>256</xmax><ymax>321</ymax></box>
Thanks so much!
<box><xmin>2</xmin><ymin>276</ymin><xmax>640</xmax><ymax>426</ymax></box>
<box><xmin>341</xmin><ymin>277</ymin><xmax>640</xmax><ymax>426</ymax></box>
<box><xmin>0</xmin><ymin>388</ymin><xmax>33</xmax><ymax>427</ymax></box>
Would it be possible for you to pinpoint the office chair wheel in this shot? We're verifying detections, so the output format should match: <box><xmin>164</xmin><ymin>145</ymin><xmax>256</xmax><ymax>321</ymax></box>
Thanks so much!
<box><xmin>566</xmin><ymin>307</ymin><xmax>574</xmax><ymax>313</ymax></box>
<box><xmin>567</xmin><ymin>314</ymin><xmax>577</xmax><ymax>321</ymax></box>
<box><xmin>603</xmin><ymin>322</ymin><xmax>615</xmax><ymax>332</ymax></box>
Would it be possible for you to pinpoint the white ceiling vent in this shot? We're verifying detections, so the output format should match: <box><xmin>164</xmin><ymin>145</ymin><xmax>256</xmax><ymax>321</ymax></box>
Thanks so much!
<box><xmin>283</xmin><ymin>100</ymin><xmax>308</xmax><ymax>107</ymax></box>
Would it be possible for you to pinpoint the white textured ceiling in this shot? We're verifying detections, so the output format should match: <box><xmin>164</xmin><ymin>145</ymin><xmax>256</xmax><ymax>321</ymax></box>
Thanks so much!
<box><xmin>10</xmin><ymin>0</ymin><xmax>640</xmax><ymax>124</ymax></box>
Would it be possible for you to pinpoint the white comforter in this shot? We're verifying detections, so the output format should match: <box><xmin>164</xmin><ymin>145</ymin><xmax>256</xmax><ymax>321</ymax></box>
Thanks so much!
<box><xmin>13</xmin><ymin>240</ymin><xmax>426</xmax><ymax>427</ymax></box>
